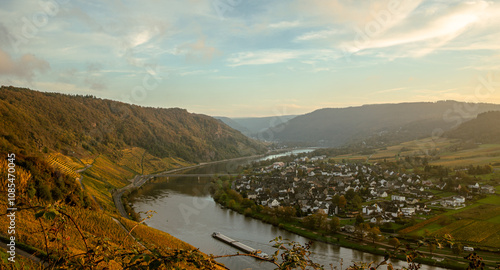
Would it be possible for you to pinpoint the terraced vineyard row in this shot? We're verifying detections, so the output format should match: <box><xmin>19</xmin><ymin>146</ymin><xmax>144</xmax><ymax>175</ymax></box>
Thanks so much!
<box><xmin>46</xmin><ymin>153</ymin><xmax>80</xmax><ymax>178</ymax></box>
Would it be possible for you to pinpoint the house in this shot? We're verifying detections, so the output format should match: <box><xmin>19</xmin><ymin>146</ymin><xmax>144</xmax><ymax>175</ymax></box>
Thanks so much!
<box><xmin>481</xmin><ymin>185</ymin><xmax>495</xmax><ymax>194</ymax></box>
<box><xmin>362</xmin><ymin>204</ymin><xmax>382</xmax><ymax>216</ymax></box>
<box><xmin>406</xmin><ymin>198</ymin><xmax>418</xmax><ymax>205</ymax></box>
<box><xmin>270</xmin><ymin>199</ymin><xmax>280</xmax><ymax>207</ymax></box>
<box><xmin>370</xmin><ymin>215</ymin><xmax>394</xmax><ymax>224</ymax></box>
<box><xmin>342</xmin><ymin>225</ymin><xmax>355</xmax><ymax>233</ymax></box>
<box><xmin>391</xmin><ymin>195</ymin><xmax>406</xmax><ymax>202</ymax></box>
<box><xmin>453</xmin><ymin>196</ymin><xmax>465</xmax><ymax>204</ymax></box>
<box><xmin>401</xmin><ymin>207</ymin><xmax>416</xmax><ymax>216</ymax></box>
<box><xmin>468</xmin><ymin>183</ymin><xmax>480</xmax><ymax>193</ymax></box>
<box><xmin>247</xmin><ymin>192</ymin><xmax>257</xmax><ymax>200</ymax></box>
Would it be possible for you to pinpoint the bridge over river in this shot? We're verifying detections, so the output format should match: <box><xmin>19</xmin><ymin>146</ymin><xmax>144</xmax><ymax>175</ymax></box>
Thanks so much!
<box><xmin>154</xmin><ymin>173</ymin><xmax>240</xmax><ymax>178</ymax></box>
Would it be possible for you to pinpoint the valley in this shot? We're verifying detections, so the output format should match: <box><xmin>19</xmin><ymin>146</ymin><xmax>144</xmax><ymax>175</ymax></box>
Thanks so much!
<box><xmin>1</xmin><ymin>87</ymin><xmax>500</xmax><ymax>269</ymax></box>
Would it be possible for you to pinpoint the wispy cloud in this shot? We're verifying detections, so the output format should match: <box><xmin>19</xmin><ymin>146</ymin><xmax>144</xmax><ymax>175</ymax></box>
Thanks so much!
<box><xmin>227</xmin><ymin>49</ymin><xmax>339</xmax><ymax>67</ymax></box>
<box><xmin>177</xmin><ymin>37</ymin><xmax>222</xmax><ymax>63</ymax></box>
<box><xmin>227</xmin><ymin>50</ymin><xmax>302</xmax><ymax>67</ymax></box>
<box><xmin>340</xmin><ymin>1</ymin><xmax>493</xmax><ymax>58</ymax></box>
<box><xmin>269</xmin><ymin>20</ymin><xmax>301</xmax><ymax>29</ymax></box>
<box><xmin>294</xmin><ymin>29</ymin><xmax>340</xmax><ymax>42</ymax></box>
<box><xmin>178</xmin><ymin>69</ymin><xmax>218</xmax><ymax>76</ymax></box>
<box><xmin>372</xmin><ymin>87</ymin><xmax>408</xmax><ymax>94</ymax></box>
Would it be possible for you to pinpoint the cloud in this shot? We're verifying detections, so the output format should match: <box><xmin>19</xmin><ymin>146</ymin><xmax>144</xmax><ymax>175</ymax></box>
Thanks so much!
<box><xmin>371</xmin><ymin>87</ymin><xmax>407</xmax><ymax>95</ymax></box>
<box><xmin>0</xmin><ymin>23</ymin><xmax>12</xmax><ymax>47</ymax></box>
<box><xmin>269</xmin><ymin>20</ymin><xmax>301</xmax><ymax>29</ymax></box>
<box><xmin>178</xmin><ymin>69</ymin><xmax>218</xmax><ymax>76</ymax></box>
<box><xmin>0</xmin><ymin>49</ymin><xmax>50</xmax><ymax>81</ymax></box>
<box><xmin>296</xmin><ymin>0</ymin><xmax>422</xmax><ymax>27</ymax></box>
<box><xmin>227</xmin><ymin>50</ymin><xmax>301</xmax><ymax>67</ymax></box>
<box><xmin>227</xmin><ymin>49</ymin><xmax>340</xmax><ymax>67</ymax></box>
<box><xmin>177</xmin><ymin>37</ymin><xmax>222</xmax><ymax>63</ymax></box>
<box><xmin>340</xmin><ymin>1</ymin><xmax>491</xmax><ymax>57</ymax></box>
<box><xmin>83</xmin><ymin>63</ymin><xmax>107</xmax><ymax>91</ymax></box>
<box><xmin>295</xmin><ymin>29</ymin><xmax>340</xmax><ymax>42</ymax></box>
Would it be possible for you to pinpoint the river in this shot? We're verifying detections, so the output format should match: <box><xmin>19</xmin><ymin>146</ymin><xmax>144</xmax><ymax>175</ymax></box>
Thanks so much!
<box><xmin>130</xmin><ymin>150</ymin><xmax>445</xmax><ymax>270</ymax></box>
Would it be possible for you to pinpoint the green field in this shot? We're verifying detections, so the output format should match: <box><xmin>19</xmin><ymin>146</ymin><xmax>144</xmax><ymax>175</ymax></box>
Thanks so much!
<box><xmin>431</xmin><ymin>143</ymin><xmax>500</xmax><ymax>167</ymax></box>
<box><xmin>334</xmin><ymin>138</ymin><xmax>500</xmax><ymax>169</ymax></box>
<box><xmin>477</xmin><ymin>195</ymin><xmax>500</xmax><ymax>205</ymax></box>
<box><xmin>401</xmin><ymin>195</ymin><xmax>500</xmax><ymax>248</ymax></box>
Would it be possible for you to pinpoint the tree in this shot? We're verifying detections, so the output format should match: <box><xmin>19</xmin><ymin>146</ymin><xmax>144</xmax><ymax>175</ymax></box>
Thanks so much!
<box><xmin>452</xmin><ymin>243</ymin><xmax>463</xmax><ymax>256</ymax></box>
<box><xmin>339</xmin><ymin>195</ymin><xmax>347</xmax><ymax>210</ymax></box>
<box><xmin>388</xmin><ymin>237</ymin><xmax>400</xmax><ymax>250</ymax></box>
<box><xmin>367</xmin><ymin>227</ymin><xmax>382</xmax><ymax>243</ymax></box>
<box><xmin>355</xmin><ymin>214</ymin><xmax>364</xmax><ymax>224</ymax></box>
<box><xmin>351</xmin><ymin>194</ymin><xmax>363</xmax><ymax>210</ymax></box>
<box><xmin>275</xmin><ymin>206</ymin><xmax>297</xmax><ymax>222</ymax></box>
<box><xmin>354</xmin><ymin>223</ymin><xmax>370</xmax><ymax>240</ymax></box>
<box><xmin>329</xmin><ymin>217</ymin><xmax>340</xmax><ymax>234</ymax></box>
<box><xmin>302</xmin><ymin>210</ymin><xmax>328</xmax><ymax>231</ymax></box>
<box><xmin>428</xmin><ymin>242</ymin><xmax>436</xmax><ymax>255</ymax></box>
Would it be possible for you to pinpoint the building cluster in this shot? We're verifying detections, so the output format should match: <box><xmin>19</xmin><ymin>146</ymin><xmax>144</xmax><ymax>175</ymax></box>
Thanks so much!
<box><xmin>232</xmin><ymin>156</ymin><xmax>488</xmax><ymax>220</ymax></box>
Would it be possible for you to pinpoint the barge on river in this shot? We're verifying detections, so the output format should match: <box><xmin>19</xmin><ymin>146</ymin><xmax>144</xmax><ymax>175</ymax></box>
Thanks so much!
<box><xmin>212</xmin><ymin>232</ymin><xmax>269</xmax><ymax>260</ymax></box>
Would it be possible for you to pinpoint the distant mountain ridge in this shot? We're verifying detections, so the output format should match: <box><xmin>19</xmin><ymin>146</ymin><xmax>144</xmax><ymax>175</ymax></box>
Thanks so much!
<box><xmin>215</xmin><ymin>115</ymin><xmax>297</xmax><ymax>137</ymax></box>
<box><xmin>0</xmin><ymin>86</ymin><xmax>266</xmax><ymax>162</ymax></box>
<box><xmin>259</xmin><ymin>101</ymin><xmax>500</xmax><ymax>147</ymax></box>
<box><xmin>444</xmin><ymin>111</ymin><xmax>500</xmax><ymax>143</ymax></box>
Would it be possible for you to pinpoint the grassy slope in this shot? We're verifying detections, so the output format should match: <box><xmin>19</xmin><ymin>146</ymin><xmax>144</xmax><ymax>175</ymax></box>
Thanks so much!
<box><xmin>0</xmin><ymin>148</ymin><xmax>219</xmax><ymax>269</ymax></box>
<box><xmin>328</xmin><ymin>137</ymin><xmax>500</xmax><ymax>250</ymax></box>
<box><xmin>335</xmin><ymin>137</ymin><xmax>500</xmax><ymax>168</ymax></box>
<box><xmin>400</xmin><ymin>195</ymin><xmax>500</xmax><ymax>249</ymax></box>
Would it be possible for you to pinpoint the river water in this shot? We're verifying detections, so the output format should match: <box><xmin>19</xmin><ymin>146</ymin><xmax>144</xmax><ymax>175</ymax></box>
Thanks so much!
<box><xmin>131</xmin><ymin>150</ymin><xmax>445</xmax><ymax>270</ymax></box>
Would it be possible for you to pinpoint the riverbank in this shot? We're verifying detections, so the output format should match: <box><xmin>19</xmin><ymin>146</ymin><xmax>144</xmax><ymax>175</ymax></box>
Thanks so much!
<box><xmin>123</xmin><ymin>147</ymin><xmax>478</xmax><ymax>269</ymax></box>
<box><xmin>122</xmin><ymin>150</ymin><xmax>465</xmax><ymax>269</ymax></box>
<box><xmin>211</xmin><ymin>178</ymin><xmax>472</xmax><ymax>270</ymax></box>
<box><xmin>112</xmin><ymin>150</ymin><xmax>276</xmax><ymax>220</ymax></box>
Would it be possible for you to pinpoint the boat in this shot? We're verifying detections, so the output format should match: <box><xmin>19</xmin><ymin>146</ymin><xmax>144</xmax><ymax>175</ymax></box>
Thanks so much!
<box><xmin>212</xmin><ymin>232</ymin><xmax>270</xmax><ymax>260</ymax></box>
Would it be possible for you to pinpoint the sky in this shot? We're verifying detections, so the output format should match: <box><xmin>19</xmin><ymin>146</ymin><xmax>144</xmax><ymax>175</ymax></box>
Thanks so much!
<box><xmin>1</xmin><ymin>0</ymin><xmax>500</xmax><ymax>117</ymax></box>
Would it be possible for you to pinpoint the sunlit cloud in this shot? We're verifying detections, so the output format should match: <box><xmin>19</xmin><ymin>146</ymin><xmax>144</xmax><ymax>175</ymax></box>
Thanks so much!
<box><xmin>0</xmin><ymin>49</ymin><xmax>50</xmax><ymax>81</ymax></box>
<box><xmin>294</xmin><ymin>29</ymin><xmax>341</xmax><ymax>42</ymax></box>
<box><xmin>1</xmin><ymin>0</ymin><xmax>499</xmax><ymax>117</ymax></box>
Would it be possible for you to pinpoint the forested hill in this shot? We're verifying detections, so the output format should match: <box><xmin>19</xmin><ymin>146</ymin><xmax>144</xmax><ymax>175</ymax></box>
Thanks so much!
<box><xmin>262</xmin><ymin>101</ymin><xmax>500</xmax><ymax>147</ymax></box>
<box><xmin>444</xmin><ymin>111</ymin><xmax>500</xmax><ymax>143</ymax></box>
<box><xmin>215</xmin><ymin>115</ymin><xmax>297</xmax><ymax>137</ymax></box>
<box><xmin>0</xmin><ymin>86</ymin><xmax>266</xmax><ymax>162</ymax></box>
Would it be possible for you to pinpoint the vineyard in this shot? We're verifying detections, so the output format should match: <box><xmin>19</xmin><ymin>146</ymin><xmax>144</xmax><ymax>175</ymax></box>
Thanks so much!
<box><xmin>399</xmin><ymin>197</ymin><xmax>500</xmax><ymax>249</ymax></box>
<box><xmin>452</xmin><ymin>204</ymin><xmax>500</xmax><ymax>221</ymax></box>
<box><xmin>117</xmin><ymin>147</ymin><xmax>192</xmax><ymax>175</ymax></box>
<box><xmin>434</xmin><ymin>220</ymin><xmax>500</xmax><ymax>247</ymax></box>
<box><xmin>398</xmin><ymin>215</ymin><xmax>442</xmax><ymax>234</ymax></box>
<box><xmin>46</xmin><ymin>153</ymin><xmax>82</xmax><ymax>179</ymax></box>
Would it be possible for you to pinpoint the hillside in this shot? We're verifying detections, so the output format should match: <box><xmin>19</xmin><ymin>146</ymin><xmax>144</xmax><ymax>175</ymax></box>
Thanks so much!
<box><xmin>0</xmin><ymin>86</ymin><xmax>266</xmax><ymax>162</ymax></box>
<box><xmin>215</xmin><ymin>115</ymin><xmax>297</xmax><ymax>137</ymax></box>
<box><xmin>444</xmin><ymin>111</ymin><xmax>500</xmax><ymax>143</ymax></box>
<box><xmin>264</xmin><ymin>101</ymin><xmax>500</xmax><ymax>147</ymax></box>
<box><xmin>0</xmin><ymin>86</ymin><xmax>266</xmax><ymax>268</ymax></box>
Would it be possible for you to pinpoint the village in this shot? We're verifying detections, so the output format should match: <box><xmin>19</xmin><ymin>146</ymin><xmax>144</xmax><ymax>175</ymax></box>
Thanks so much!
<box><xmin>232</xmin><ymin>155</ymin><xmax>497</xmax><ymax>224</ymax></box>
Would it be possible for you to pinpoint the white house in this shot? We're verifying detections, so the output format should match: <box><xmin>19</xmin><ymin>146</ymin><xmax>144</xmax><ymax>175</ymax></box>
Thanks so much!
<box><xmin>370</xmin><ymin>215</ymin><xmax>394</xmax><ymax>224</ymax></box>
<box><xmin>391</xmin><ymin>195</ymin><xmax>406</xmax><ymax>201</ymax></box>
<box><xmin>378</xmin><ymin>191</ymin><xmax>388</xmax><ymax>198</ymax></box>
<box><xmin>453</xmin><ymin>196</ymin><xmax>465</xmax><ymax>204</ymax></box>
<box><xmin>270</xmin><ymin>199</ymin><xmax>280</xmax><ymax>207</ymax></box>
<box><xmin>401</xmin><ymin>207</ymin><xmax>416</xmax><ymax>216</ymax></box>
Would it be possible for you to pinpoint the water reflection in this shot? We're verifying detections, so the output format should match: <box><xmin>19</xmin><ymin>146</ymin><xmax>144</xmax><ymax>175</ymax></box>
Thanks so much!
<box><xmin>131</xmin><ymin>150</ymin><xmax>444</xmax><ymax>270</ymax></box>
